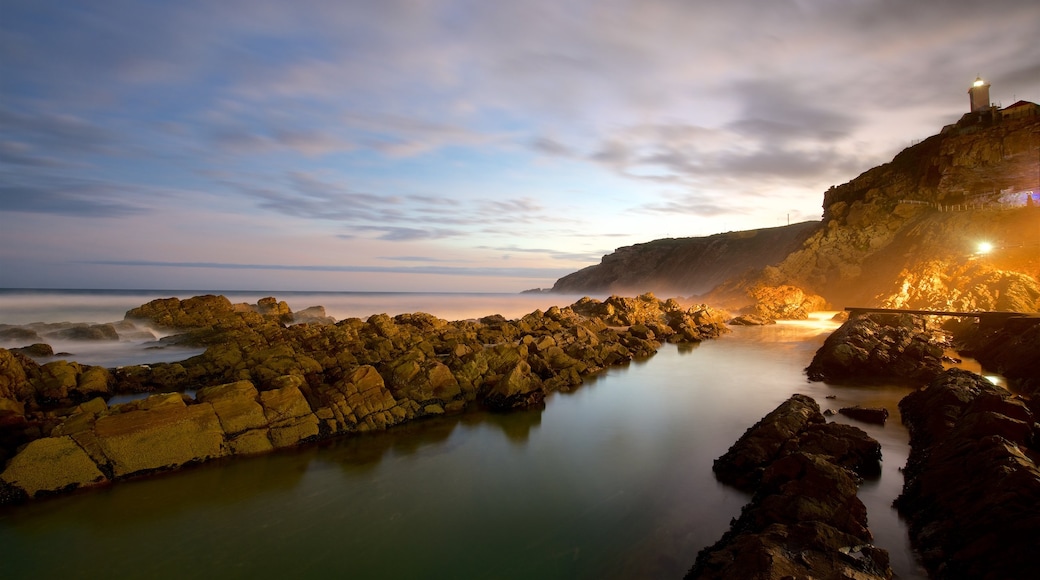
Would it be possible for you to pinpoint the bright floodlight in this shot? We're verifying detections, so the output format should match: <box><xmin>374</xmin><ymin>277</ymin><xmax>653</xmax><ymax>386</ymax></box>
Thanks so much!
<box><xmin>977</xmin><ymin>241</ymin><xmax>994</xmax><ymax>254</ymax></box>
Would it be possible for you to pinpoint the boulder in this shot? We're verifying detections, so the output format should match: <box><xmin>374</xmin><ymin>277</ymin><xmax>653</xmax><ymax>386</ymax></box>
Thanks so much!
<box><xmin>806</xmin><ymin>313</ymin><xmax>949</xmax><ymax>383</ymax></box>
<box><xmin>46</xmin><ymin>323</ymin><xmax>119</xmax><ymax>341</ymax></box>
<box><xmin>0</xmin><ymin>327</ymin><xmax>42</xmax><ymax>343</ymax></box>
<box><xmin>294</xmin><ymin>306</ymin><xmax>336</xmax><ymax>325</ymax></box>
<box><xmin>12</xmin><ymin>343</ymin><xmax>54</xmax><ymax>357</ymax></box>
<box><xmin>745</xmin><ymin>284</ymin><xmax>828</xmax><ymax>320</ymax></box>
<box><xmin>94</xmin><ymin>396</ymin><xmax>227</xmax><ymax>477</ymax></box>
<box><xmin>260</xmin><ymin>383</ymin><xmax>319</xmax><ymax>448</ymax></box>
<box><xmin>485</xmin><ymin>361</ymin><xmax>544</xmax><ymax>411</ymax></box>
<box><xmin>712</xmin><ymin>394</ymin><xmax>825</xmax><ymax>491</ymax></box>
<box><xmin>0</xmin><ymin>436</ymin><xmax>107</xmax><ymax>498</ymax></box>
<box><xmin>690</xmin><ymin>395</ymin><xmax>890</xmax><ymax>580</ymax></box>
<box><xmin>727</xmin><ymin>314</ymin><xmax>776</xmax><ymax>326</ymax></box>
<box><xmin>196</xmin><ymin>380</ymin><xmax>268</xmax><ymax>436</ymax></box>
<box><xmin>838</xmin><ymin>406</ymin><xmax>889</xmax><ymax>425</ymax></box>
<box><xmin>124</xmin><ymin>295</ymin><xmax>238</xmax><ymax>329</ymax></box>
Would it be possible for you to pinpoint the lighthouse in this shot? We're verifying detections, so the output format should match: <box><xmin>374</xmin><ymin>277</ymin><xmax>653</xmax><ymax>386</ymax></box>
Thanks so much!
<box><xmin>968</xmin><ymin>76</ymin><xmax>991</xmax><ymax>112</ymax></box>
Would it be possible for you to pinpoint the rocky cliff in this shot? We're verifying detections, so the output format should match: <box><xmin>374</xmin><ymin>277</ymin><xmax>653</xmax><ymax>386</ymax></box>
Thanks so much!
<box><xmin>555</xmin><ymin>108</ymin><xmax>1040</xmax><ymax>312</ymax></box>
<box><xmin>552</xmin><ymin>221</ymin><xmax>820</xmax><ymax>296</ymax></box>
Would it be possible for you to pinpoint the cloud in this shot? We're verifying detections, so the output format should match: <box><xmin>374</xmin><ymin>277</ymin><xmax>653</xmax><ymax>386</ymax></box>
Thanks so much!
<box><xmin>82</xmin><ymin>259</ymin><xmax>573</xmax><ymax>279</ymax></box>
<box><xmin>0</xmin><ymin>106</ymin><xmax>116</xmax><ymax>157</ymax></box>
<box><xmin>0</xmin><ymin>181</ymin><xmax>146</xmax><ymax>217</ymax></box>
<box><xmin>530</xmin><ymin>137</ymin><xmax>574</xmax><ymax>157</ymax></box>
<box><xmin>477</xmin><ymin>245</ymin><xmax>605</xmax><ymax>263</ymax></box>
<box><xmin>353</xmin><ymin>226</ymin><xmax>466</xmax><ymax>242</ymax></box>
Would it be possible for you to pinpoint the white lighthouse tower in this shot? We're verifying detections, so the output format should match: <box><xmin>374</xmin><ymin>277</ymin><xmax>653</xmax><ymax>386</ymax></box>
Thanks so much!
<box><xmin>968</xmin><ymin>76</ymin><xmax>991</xmax><ymax>112</ymax></box>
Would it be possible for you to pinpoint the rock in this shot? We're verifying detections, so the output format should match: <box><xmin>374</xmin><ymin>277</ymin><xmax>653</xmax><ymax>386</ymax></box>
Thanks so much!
<box><xmin>35</xmin><ymin>361</ymin><xmax>112</xmax><ymax>403</ymax></box>
<box><xmin>727</xmin><ymin>314</ymin><xmax>776</xmax><ymax>326</ymax></box>
<box><xmin>260</xmin><ymin>383</ymin><xmax>319</xmax><ymax>448</ymax></box>
<box><xmin>0</xmin><ymin>327</ymin><xmax>42</xmax><ymax>343</ymax></box>
<box><xmin>713</xmin><ymin>395</ymin><xmax>881</xmax><ymax>491</ymax></box>
<box><xmin>124</xmin><ymin>295</ymin><xmax>239</xmax><ymax>330</ymax></box>
<box><xmin>0</xmin><ymin>348</ymin><xmax>34</xmax><ymax>404</ymax></box>
<box><xmin>838</xmin><ymin>406</ymin><xmax>889</xmax><ymax>425</ymax></box>
<box><xmin>690</xmin><ymin>395</ymin><xmax>890</xmax><ymax>579</ymax></box>
<box><xmin>956</xmin><ymin>320</ymin><xmax>1040</xmax><ymax>397</ymax></box>
<box><xmin>46</xmin><ymin>324</ymin><xmax>119</xmax><ymax>341</ymax></box>
<box><xmin>93</xmin><ymin>397</ymin><xmax>227</xmax><ymax>477</ymax></box>
<box><xmin>806</xmin><ymin>313</ymin><xmax>949</xmax><ymax>384</ymax></box>
<box><xmin>12</xmin><ymin>343</ymin><xmax>54</xmax><ymax>357</ymax></box>
<box><xmin>745</xmin><ymin>284</ymin><xmax>828</xmax><ymax>320</ymax></box>
<box><xmin>294</xmin><ymin>306</ymin><xmax>336</xmax><ymax>325</ymax></box>
<box><xmin>712</xmin><ymin>394</ymin><xmax>824</xmax><ymax>491</ymax></box>
<box><xmin>895</xmin><ymin>368</ymin><xmax>1040</xmax><ymax>579</ymax></box>
<box><xmin>486</xmin><ymin>361</ymin><xmax>544</xmax><ymax>411</ymax></box>
<box><xmin>0</xmin><ymin>436</ymin><xmax>107</xmax><ymax>498</ymax></box>
<box><xmin>196</xmin><ymin>380</ymin><xmax>268</xmax><ymax>436</ymax></box>
<box><xmin>1</xmin><ymin>293</ymin><xmax>739</xmax><ymax>504</ymax></box>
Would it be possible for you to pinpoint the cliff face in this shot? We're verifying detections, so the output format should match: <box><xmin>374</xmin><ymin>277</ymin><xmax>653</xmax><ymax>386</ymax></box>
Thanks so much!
<box><xmin>554</xmin><ymin>108</ymin><xmax>1040</xmax><ymax>312</ymax></box>
<box><xmin>765</xmin><ymin>111</ymin><xmax>1040</xmax><ymax>308</ymax></box>
<box><xmin>551</xmin><ymin>221</ymin><xmax>820</xmax><ymax>296</ymax></box>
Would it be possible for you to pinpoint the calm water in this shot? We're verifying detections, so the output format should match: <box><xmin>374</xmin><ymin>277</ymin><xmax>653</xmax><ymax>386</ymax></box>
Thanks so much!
<box><xmin>0</xmin><ymin>291</ymin><xmax>929</xmax><ymax>579</ymax></box>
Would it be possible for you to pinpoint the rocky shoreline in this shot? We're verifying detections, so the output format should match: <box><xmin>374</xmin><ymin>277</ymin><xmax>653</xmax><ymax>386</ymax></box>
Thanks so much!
<box><xmin>0</xmin><ymin>293</ymin><xmax>728</xmax><ymax>504</ymax></box>
<box><xmin>688</xmin><ymin>394</ymin><xmax>891</xmax><ymax>579</ymax></box>
<box><xmin>798</xmin><ymin>312</ymin><xmax>1040</xmax><ymax>579</ymax></box>
<box><xmin>685</xmin><ymin>311</ymin><xmax>1040</xmax><ymax>579</ymax></box>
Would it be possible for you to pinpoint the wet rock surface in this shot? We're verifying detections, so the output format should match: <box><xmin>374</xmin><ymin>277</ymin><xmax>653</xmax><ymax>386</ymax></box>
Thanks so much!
<box><xmin>806</xmin><ymin>313</ymin><xmax>949</xmax><ymax>384</ymax></box>
<box><xmin>957</xmin><ymin>320</ymin><xmax>1040</xmax><ymax>398</ymax></box>
<box><xmin>689</xmin><ymin>394</ymin><xmax>890</xmax><ymax>579</ymax></box>
<box><xmin>838</xmin><ymin>406</ymin><xmax>889</xmax><ymax>425</ymax></box>
<box><xmin>896</xmin><ymin>368</ymin><xmax>1040</xmax><ymax>580</ymax></box>
<box><xmin>0</xmin><ymin>292</ymin><xmax>730</xmax><ymax>504</ymax></box>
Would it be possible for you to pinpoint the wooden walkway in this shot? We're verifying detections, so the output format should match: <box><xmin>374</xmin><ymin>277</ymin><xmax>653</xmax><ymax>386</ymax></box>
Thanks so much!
<box><xmin>844</xmin><ymin>307</ymin><xmax>1040</xmax><ymax>331</ymax></box>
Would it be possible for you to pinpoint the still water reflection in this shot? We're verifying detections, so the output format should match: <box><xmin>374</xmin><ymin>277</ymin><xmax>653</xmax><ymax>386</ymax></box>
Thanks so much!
<box><xmin>1</xmin><ymin>317</ymin><xmax>928</xmax><ymax>579</ymax></box>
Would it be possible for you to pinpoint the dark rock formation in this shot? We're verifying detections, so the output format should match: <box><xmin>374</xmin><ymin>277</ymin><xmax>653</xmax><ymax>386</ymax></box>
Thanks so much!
<box><xmin>0</xmin><ymin>327</ymin><xmax>42</xmax><ymax>343</ymax></box>
<box><xmin>838</xmin><ymin>406</ymin><xmax>889</xmax><ymax>425</ymax></box>
<box><xmin>689</xmin><ymin>395</ymin><xmax>889</xmax><ymax>579</ymax></box>
<box><xmin>713</xmin><ymin>395</ymin><xmax>881</xmax><ymax>491</ymax></box>
<box><xmin>45</xmin><ymin>323</ymin><xmax>119</xmax><ymax>341</ymax></box>
<box><xmin>0</xmin><ymin>292</ymin><xmax>731</xmax><ymax>504</ymax></box>
<box><xmin>896</xmin><ymin>369</ymin><xmax>1040</xmax><ymax>579</ymax></box>
<box><xmin>806</xmin><ymin>313</ymin><xmax>950</xmax><ymax>383</ymax></box>
<box><xmin>12</xmin><ymin>343</ymin><xmax>54</xmax><ymax>357</ymax></box>
<box><xmin>956</xmin><ymin>319</ymin><xmax>1040</xmax><ymax>397</ymax></box>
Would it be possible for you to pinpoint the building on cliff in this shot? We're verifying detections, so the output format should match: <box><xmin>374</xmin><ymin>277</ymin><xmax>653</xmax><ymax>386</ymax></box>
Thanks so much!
<box><xmin>942</xmin><ymin>76</ymin><xmax>1038</xmax><ymax>138</ymax></box>
<box><xmin>968</xmin><ymin>76</ymin><xmax>991</xmax><ymax>112</ymax></box>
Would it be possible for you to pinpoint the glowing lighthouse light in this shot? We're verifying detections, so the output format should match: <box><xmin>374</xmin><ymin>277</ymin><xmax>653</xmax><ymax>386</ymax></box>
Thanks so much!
<box><xmin>973</xmin><ymin>78</ymin><xmax>985</xmax><ymax>87</ymax></box>
<box><xmin>977</xmin><ymin>241</ymin><xmax>994</xmax><ymax>254</ymax></box>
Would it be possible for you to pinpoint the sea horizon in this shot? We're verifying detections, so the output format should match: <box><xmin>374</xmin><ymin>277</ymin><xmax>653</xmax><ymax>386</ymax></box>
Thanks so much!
<box><xmin>0</xmin><ymin>287</ymin><xmax>604</xmax><ymax>328</ymax></box>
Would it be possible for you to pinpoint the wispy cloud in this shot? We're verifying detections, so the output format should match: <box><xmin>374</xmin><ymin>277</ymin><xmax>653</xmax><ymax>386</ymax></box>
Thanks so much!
<box><xmin>83</xmin><ymin>259</ymin><xmax>573</xmax><ymax>279</ymax></box>
<box><xmin>0</xmin><ymin>180</ymin><xmax>147</xmax><ymax>217</ymax></box>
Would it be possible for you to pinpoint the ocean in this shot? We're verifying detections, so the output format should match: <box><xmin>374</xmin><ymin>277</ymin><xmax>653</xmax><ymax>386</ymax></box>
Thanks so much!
<box><xmin>0</xmin><ymin>289</ymin><xmax>928</xmax><ymax>578</ymax></box>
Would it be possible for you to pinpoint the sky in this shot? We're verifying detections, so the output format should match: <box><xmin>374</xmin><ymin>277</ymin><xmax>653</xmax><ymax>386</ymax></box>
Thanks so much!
<box><xmin>2</xmin><ymin>0</ymin><xmax>1039</xmax><ymax>293</ymax></box>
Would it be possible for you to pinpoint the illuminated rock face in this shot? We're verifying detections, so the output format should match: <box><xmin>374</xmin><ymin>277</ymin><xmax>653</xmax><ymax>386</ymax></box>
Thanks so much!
<box><xmin>552</xmin><ymin>112</ymin><xmax>1040</xmax><ymax>312</ymax></box>
<box><xmin>760</xmin><ymin>112</ymin><xmax>1040</xmax><ymax>309</ymax></box>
